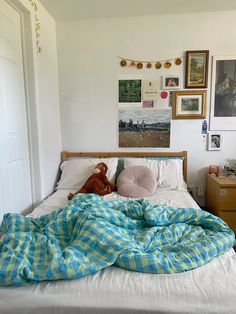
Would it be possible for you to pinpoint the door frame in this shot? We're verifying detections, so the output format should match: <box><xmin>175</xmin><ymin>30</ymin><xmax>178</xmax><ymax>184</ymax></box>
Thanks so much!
<box><xmin>5</xmin><ymin>0</ymin><xmax>41</xmax><ymax>209</ymax></box>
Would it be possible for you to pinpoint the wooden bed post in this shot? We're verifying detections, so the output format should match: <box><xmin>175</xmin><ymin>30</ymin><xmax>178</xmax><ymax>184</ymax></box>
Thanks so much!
<box><xmin>61</xmin><ymin>151</ymin><xmax>68</xmax><ymax>162</ymax></box>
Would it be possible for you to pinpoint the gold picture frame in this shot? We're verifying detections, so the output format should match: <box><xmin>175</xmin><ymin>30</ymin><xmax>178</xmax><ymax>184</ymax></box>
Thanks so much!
<box><xmin>185</xmin><ymin>50</ymin><xmax>209</xmax><ymax>88</ymax></box>
<box><xmin>172</xmin><ymin>90</ymin><xmax>206</xmax><ymax>119</ymax></box>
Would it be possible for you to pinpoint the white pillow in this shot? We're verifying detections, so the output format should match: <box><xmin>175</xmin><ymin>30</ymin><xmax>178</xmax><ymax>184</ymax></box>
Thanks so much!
<box><xmin>123</xmin><ymin>158</ymin><xmax>186</xmax><ymax>190</ymax></box>
<box><xmin>56</xmin><ymin>158</ymin><xmax>118</xmax><ymax>190</ymax></box>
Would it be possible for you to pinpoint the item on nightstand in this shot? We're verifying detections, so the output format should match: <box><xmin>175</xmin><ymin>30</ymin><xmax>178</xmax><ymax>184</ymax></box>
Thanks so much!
<box><xmin>225</xmin><ymin>166</ymin><xmax>236</xmax><ymax>177</ymax></box>
<box><xmin>208</xmin><ymin>165</ymin><xmax>219</xmax><ymax>176</ymax></box>
<box><xmin>67</xmin><ymin>162</ymin><xmax>117</xmax><ymax>200</ymax></box>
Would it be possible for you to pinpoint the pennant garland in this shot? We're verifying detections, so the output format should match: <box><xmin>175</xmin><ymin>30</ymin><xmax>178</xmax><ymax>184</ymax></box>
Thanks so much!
<box><xmin>118</xmin><ymin>56</ymin><xmax>183</xmax><ymax>69</ymax></box>
<box><xmin>29</xmin><ymin>0</ymin><xmax>42</xmax><ymax>53</ymax></box>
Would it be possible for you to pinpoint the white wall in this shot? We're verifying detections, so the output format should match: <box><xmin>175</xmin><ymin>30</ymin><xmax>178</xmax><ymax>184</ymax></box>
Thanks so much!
<box><xmin>19</xmin><ymin>0</ymin><xmax>61</xmax><ymax>200</ymax></box>
<box><xmin>35</xmin><ymin>2</ymin><xmax>61</xmax><ymax>197</ymax></box>
<box><xmin>56</xmin><ymin>11</ymin><xmax>236</xmax><ymax>204</ymax></box>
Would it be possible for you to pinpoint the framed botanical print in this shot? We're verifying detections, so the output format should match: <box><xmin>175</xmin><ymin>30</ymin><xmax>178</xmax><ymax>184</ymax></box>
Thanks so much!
<box><xmin>185</xmin><ymin>50</ymin><xmax>209</xmax><ymax>88</ymax></box>
<box><xmin>210</xmin><ymin>56</ymin><xmax>236</xmax><ymax>130</ymax></box>
<box><xmin>172</xmin><ymin>90</ymin><xmax>206</xmax><ymax>119</ymax></box>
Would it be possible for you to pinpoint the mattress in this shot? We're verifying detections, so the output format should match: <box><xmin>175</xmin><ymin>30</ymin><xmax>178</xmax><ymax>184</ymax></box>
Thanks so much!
<box><xmin>1</xmin><ymin>190</ymin><xmax>236</xmax><ymax>314</ymax></box>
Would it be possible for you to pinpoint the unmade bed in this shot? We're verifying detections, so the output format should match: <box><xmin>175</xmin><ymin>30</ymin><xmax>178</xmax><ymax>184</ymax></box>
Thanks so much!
<box><xmin>0</xmin><ymin>151</ymin><xmax>235</xmax><ymax>314</ymax></box>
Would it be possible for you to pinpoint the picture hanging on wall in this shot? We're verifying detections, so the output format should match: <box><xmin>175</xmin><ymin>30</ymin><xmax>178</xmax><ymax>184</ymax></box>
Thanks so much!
<box><xmin>172</xmin><ymin>90</ymin><xmax>206</xmax><ymax>119</ymax></box>
<box><xmin>118</xmin><ymin>75</ymin><xmax>142</xmax><ymax>107</ymax></box>
<box><xmin>207</xmin><ymin>132</ymin><xmax>223</xmax><ymax>151</ymax></box>
<box><xmin>118</xmin><ymin>108</ymin><xmax>171</xmax><ymax>148</ymax></box>
<box><xmin>185</xmin><ymin>50</ymin><xmax>209</xmax><ymax>88</ymax></box>
<box><xmin>210</xmin><ymin>56</ymin><xmax>236</xmax><ymax>130</ymax></box>
<box><xmin>143</xmin><ymin>100</ymin><xmax>154</xmax><ymax>108</ymax></box>
<box><xmin>162</xmin><ymin>75</ymin><xmax>181</xmax><ymax>90</ymax></box>
<box><xmin>143</xmin><ymin>80</ymin><xmax>159</xmax><ymax>99</ymax></box>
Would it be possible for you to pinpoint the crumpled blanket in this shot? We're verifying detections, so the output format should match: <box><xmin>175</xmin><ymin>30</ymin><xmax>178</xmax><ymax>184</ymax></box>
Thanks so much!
<box><xmin>0</xmin><ymin>193</ymin><xmax>234</xmax><ymax>286</ymax></box>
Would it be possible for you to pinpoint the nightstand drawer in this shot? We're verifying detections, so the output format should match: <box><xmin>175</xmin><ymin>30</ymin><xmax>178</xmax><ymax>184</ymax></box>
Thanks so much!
<box><xmin>218</xmin><ymin>211</ymin><xmax>236</xmax><ymax>232</ymax></box>
<box><xmin>217</xmin><ymin>187</ymin><xmax>236</xmax><ymax>211</ymax></box>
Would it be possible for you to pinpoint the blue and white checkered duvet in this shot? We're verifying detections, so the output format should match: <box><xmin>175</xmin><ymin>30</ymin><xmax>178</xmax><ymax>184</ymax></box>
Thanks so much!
<box><xmin>0</xmin><ymin>193</ymin><xmax>235</xmax><ymax>286</ymax></box>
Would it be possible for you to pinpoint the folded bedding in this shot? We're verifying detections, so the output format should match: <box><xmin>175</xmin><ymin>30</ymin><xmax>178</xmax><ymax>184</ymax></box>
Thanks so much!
<box><xmin>0</xmin><ymin>193</ymin><xmax>235</xmax><ymax>286</ymax></box>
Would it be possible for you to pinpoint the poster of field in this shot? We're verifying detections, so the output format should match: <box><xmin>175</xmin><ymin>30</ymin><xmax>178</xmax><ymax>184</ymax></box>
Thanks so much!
<box><xmin>119</xmin><ymin>108</ymin><xmax>171</xmax><ymax>147</ymax></box>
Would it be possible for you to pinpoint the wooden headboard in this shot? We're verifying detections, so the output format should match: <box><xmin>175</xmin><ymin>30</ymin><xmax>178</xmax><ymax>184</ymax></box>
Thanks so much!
<box><xmin>61</xmin><ymin>151</ymin><xmax>188</xmax><ymax>183</ymax></box>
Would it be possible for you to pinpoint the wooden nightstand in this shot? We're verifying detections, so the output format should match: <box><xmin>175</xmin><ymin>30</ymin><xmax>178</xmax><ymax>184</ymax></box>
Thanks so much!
<box><xmin>205</xmin><ymin>174</ymin><xmax>236</xmax><ymax>232</ymax></box>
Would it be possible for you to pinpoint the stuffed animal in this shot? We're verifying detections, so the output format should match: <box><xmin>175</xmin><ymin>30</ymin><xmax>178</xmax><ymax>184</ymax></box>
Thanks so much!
<box><xmin>208</xmin><ymin>165</ymin><xmax>219</xmax><ymax>176</ymax></box>
<box><xmin>67</xmin><ymin>162</ymin><xmax>117</xmax><ymax>200</ymax></box>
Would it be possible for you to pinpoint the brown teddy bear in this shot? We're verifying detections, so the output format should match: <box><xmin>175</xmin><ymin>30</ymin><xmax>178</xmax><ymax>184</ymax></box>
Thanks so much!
<box><xmin>67</xmin><ymin>162</ymin><xmax>117</xmax><ymax>200</ymax></box>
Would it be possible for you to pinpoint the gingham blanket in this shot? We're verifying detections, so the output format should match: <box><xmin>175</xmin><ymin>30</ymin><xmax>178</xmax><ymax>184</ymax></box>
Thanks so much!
<box><xmin>0</xmin><ymin>194</ymin><xmax>235</xmax><ymax>286</ymax></box>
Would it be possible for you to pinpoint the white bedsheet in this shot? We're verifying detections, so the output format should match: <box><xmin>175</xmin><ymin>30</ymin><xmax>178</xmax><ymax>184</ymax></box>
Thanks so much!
<box><xmin>28</xmin><ymin>188</ymin><xmax>199</xmax><ymax>218</ymax></box>
<box><xmin>1</xmin><ymin>190</ymin><xmax>236</xmax><ymax>314</ymax></box>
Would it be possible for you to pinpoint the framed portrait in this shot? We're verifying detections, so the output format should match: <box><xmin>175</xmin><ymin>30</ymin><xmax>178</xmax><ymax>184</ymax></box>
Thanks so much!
<box><xmin>210</xmin><ymin>56</ymin><xmax>236</xmax><ymax>130</ymax></box>
<box><xmin>185</xmin><ymin>50</ymin><xmax>209</xmax><ymax>88</ymax></box>
<box><xmin>207</xmin><ymin>132</ymin><xmax>223</xmax><ymax>151</ymax></box>
<box><xmin>162</xmin><ymin>75</ymin><xmax>181</xmax><ymax>90</ymax></box>
<box><xmin>172</xmin><ymin>90</ymin><xmax>206</xmax><ymax>119</ymax></box>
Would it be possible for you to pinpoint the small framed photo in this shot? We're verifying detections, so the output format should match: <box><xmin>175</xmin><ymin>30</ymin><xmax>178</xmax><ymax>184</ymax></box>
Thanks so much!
<box><xmin>162</xmin><ymin>75</ymin><xmax>181</xmax><ymax>90</ymax></box>
<box><xmin>185</xmin><ymin>50</ymin><xmax>209</xmax><ymax>88</ymax></box>
<box><xmin>207</xmin><ymin>132</ymin><xmax>223</xmax><ymax>151</ymax></box>
<box><xmin>172</xmin><ymin>90</ymin><xmax>206</xmax><ymax>119</ymax></box>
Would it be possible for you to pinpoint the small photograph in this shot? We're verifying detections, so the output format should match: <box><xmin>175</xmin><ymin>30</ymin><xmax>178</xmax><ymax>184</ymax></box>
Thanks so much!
<box><xmin>162</xmin><ymin>75</ymin><xmax>181</xmax><ymax>90</ymax></box>
<box><xmin>143</xmin><ymin>100</ymin><xmax>154</xmax><ymax>108</ymax></box>
<box><xmin>207</xmin><ymin>132</ymin><xmax>223</xmax><ymax>151</ymax></box>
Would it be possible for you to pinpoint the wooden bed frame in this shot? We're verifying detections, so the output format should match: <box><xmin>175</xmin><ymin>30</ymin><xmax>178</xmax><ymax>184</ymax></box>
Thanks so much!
<box><xmin>61</xmin><ymin>151</ymin><xmax>188</xmax><ymax>183</ymax></box>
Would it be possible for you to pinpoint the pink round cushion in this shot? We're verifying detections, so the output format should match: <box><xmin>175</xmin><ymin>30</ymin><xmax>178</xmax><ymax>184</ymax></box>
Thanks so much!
<box><xmin>117</xmin><ymin>165</ymin><xmax>156</xmax><ymax>198</ymax></box>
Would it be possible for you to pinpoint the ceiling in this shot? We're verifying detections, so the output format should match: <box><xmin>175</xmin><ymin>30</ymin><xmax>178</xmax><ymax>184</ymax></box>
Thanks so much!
<box><xmin>38</xmin><ymin>0</ymin><xmax>236</xmax><ymax>20</ymax></box>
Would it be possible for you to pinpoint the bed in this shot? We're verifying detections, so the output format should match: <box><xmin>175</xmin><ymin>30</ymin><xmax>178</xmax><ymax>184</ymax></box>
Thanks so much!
<box><xmin>0</xmin><ymin>151</ymin><xmax>236</xmax><ymax>314</ymax></box>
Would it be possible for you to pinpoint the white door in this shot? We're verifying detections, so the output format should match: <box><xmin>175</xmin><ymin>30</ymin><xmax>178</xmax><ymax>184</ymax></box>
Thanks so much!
<box><xmin>0</xmin><ymin>0</ymin><xmax>32</xmax><ymax>221</ymax></box>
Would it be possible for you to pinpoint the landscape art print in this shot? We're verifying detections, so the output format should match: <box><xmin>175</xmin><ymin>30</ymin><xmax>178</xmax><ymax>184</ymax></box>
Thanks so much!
<box><xmin>118</xmin><ymin>78</ymin><xmax>142</xmax><ymax>106</ymax></box>
<box><xmin>185</xmin><ymin>50</ymin><xmax>209</xmax><ymax>88</ymax></box>
<box><xmin>119</xmin><ymin>108</ymin><xmax>171</xmax><ymax>147</ymax></box>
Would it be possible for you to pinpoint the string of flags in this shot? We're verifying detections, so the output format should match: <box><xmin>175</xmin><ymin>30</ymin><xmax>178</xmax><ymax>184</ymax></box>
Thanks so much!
<box><xmin>118</xmin><ymin>56</ymin><xmax>183</xmax><ymax>69</ymax></box>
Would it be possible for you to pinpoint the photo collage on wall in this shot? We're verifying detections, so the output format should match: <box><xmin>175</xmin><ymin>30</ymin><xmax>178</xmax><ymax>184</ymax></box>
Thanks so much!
<box><xmin>118</xmin><ymin>75</ymin><xmax>178</xmax><ymax>148</ymax></box>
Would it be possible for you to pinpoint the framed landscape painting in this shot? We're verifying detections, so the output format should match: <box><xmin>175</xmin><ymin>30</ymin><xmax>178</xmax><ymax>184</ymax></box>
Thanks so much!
<box><xmin>185</xmin><ymin>50</ymin><xmax>209</xmax><ymax>88</ymax></box>
<box><xmin>119</xmin><ymin>108</ymin><xmax>171</xmax><ymax>147</ymax></box>
<box><xmin>172</xmin><ymin>90</ymin><xmax>206</xmax><ymax>119</ymax></box>
<box><xmin>210</xmin><ymin>56</ymin><xmax>236</xmax><ymax>130</ymax></box>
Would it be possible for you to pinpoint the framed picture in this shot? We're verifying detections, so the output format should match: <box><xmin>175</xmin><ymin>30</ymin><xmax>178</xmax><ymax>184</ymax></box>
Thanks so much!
<box><xmin>207</xmin><ymin>132</ymin><xmax>223</xmax><ymax>151</ymax></box>
<box><xmin>119</xmin><ymin>108</ymin><xmax>171</xmax><ymax>147</ymax></box>
<box><xmin>172</xmin><ymin>90</ymin><xmax>206</xmax><ymax>119</ymax></box>
<box><xmin>210</xmin><ymin>56</ymin><xmax>236</xmax><ymax>130</ymax></box>
<box><xmin>118</xmin><ymin>75</ymin><xmax>143</xmax><ymax>107</ymax></box>
<box><xmin>162</xmin><ymin>75</ymin><xmax>181</xmax><ymax>90</ymax></box>
<box><xmin>185</xmin><ymin>50</ymin><xmax>209</xmax><ymax>88</ymax></box>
